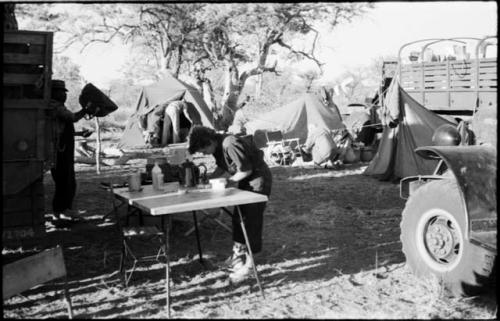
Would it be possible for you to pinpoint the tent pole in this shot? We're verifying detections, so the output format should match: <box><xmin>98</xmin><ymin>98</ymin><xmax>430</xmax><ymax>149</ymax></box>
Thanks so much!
<box><xmin>95</xmin><ymin>117</ymin><xmax>101</xmax><ymax>174</ymax></box>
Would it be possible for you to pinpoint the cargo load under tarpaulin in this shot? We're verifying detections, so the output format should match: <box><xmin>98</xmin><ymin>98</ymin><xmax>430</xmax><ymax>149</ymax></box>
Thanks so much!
<box><xmin>364</xmin><ymin>83</ymin><xmax>456</xmax><ymax>181</ymax></box>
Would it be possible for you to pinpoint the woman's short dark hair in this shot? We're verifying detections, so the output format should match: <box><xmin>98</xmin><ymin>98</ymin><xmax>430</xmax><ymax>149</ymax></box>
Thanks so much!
<box><xmin>188</xmin><ymin>125</ymin><xmax>217</xmax><ymax>154</ymax></box>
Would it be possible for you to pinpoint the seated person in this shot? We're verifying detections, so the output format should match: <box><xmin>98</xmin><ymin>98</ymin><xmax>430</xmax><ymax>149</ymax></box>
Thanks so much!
<box><xmin>333</xmin><ymin>129</ymin><xmax>355</xmax><ymax>164</ymax></box>
<box><xmin>301</xmin><ymin>124</ymin><xmax>339</xmax><ymax>168</ymax></box>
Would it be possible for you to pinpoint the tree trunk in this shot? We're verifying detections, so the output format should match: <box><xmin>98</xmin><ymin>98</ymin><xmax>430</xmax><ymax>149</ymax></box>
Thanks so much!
<box><xmin>253</xmin><ymin>36</ymin><xmax>274</xmax><ymax>99</ymax></box>
<box><xmin>201</xmin><ymin>80</ymin><xmax>216</xmax><ymax>113</ymax></box>
<box><xmin>158</xmin><ymin>54</ymin><xmax>170</xmax><ymax>80</ymax></box>
<box><xmin>174</xmin><ymin>46</ymin><xmax>183</xmax><ymax>78</ymax></box>
<box><xmin>185</xmin><ymin>72</ymin><xmax>218</xmax><ymax>126</ymax></box>
<box><xmin>3</xmin><ymin>3</ymin><xmax>18</xmax><ymax>30</ymax></box>
<box><xmin>94</xmin><ymin>117</ymin><xmax>101</xmax><ymax>174</ymax></box>
<box><xmin>255</xmin><ymin>74</ymin><xmax>263</xmax><ymax>98</ymax></box>
<box><xmin>219</xmin><ymin>64</ymin><xmax>242</xmax><ymax>130</ymax></box>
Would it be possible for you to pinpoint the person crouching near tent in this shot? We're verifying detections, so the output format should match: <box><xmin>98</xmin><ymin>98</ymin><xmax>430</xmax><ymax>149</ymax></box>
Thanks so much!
<box><xmin>164</xmin><ymin>100</ymin><xmax>202</xmax><ymax>145</ymax></box>
<box><xmin>301</xmin><ymin>123</ymin><xmax>340</xmax><ymax>169</ymax></box>
<box><xmin>145</xmin><ymin>99</ymin><xmax>202</xmax><ymax>147</ymax></box>
<box><xmin>187</xmin><ymin>125</ymin><xmax>272</xmax><ymax>283</ymax></box>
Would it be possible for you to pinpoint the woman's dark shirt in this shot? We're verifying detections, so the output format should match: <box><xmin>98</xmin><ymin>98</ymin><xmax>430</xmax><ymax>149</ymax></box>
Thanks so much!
<box><xmin>213</xmin><ymin>134</ymin><xmax>272</xmax><ymax>196</ymax></box>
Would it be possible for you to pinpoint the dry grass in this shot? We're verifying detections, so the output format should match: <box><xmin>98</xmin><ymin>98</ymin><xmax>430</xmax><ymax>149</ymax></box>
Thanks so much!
<box><xmin>2</xmin><ymin>158</ymin><xmax>497</xmax><ymax>319</ymax></box>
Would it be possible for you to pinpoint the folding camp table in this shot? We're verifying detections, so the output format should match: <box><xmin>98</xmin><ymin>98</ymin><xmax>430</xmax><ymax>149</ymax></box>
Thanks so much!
<box><xmin>112</xmin><ymin>186</ymin><xmax>268</xmax><ymax>318</ymax></box>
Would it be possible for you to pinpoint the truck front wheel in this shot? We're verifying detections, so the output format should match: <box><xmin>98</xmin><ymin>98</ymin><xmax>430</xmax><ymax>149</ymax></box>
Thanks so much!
<box><xmin>400</xmin><ymin>179</ymin><xmax>495</xmax><ymax>296</ymax></box>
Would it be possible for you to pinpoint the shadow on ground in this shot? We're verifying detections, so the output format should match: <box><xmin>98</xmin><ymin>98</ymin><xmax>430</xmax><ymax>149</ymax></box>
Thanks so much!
<box><xmin>3</xmin><ymin>165</ymin><xmax>495</xmax><ymax>318</ymax></box>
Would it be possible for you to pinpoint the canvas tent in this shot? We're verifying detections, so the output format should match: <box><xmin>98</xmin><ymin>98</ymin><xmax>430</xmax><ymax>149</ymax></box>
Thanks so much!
<box><xmin>364</xmin><ymin>80</ymin><xmax>457</xmax><ymax>181</ymax></box>
<box><xmin>118</xmin><ymin>72</ymin><xmax>214</xmax><ymax>149</ymax></box>
<box><xmin>245</xmin><ymin>93</ymin><xmax>345</xmax><ymax>146</ymax></box>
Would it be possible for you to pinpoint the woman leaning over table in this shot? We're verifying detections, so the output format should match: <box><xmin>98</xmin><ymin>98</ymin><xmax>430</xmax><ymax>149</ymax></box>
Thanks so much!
<box><xmin>187</xmin><ymin>125</ymin><xmax>272</xmax><ymax>283</ymax></box>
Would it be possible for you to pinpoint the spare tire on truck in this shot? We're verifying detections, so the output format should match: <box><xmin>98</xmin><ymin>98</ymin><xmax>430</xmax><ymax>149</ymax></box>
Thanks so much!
<box><xmin>400</xmin><ymin>179</ymin><xmax>496</xmax><ymax>296</ymax></box>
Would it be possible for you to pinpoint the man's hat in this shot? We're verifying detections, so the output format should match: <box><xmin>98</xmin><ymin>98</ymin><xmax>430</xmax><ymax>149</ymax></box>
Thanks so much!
<box><xmin>52</xmin><ymin>79</ymin><xmax>68</xmax><ymax>92</ymax></box>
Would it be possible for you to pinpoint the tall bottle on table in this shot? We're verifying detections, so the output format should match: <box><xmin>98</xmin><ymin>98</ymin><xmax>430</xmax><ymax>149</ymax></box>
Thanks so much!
<box><xmin>152</xmin><ymin>161</ymin><xmax>164</xmax><ymax>191</ymax></box>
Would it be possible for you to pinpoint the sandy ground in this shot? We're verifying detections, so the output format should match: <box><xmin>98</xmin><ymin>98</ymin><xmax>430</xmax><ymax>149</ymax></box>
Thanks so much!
<box><xmin>2</xmin><ymin>158</ymin><xmax>497</xmax><ymax>319</ymax></box>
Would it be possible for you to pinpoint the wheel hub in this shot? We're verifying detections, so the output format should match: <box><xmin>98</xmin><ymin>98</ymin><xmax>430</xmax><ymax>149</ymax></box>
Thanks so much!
<box><xmin>424</xmin><ymin>217</ymin><xmax>460</xmax><ymax>264</ymax></box>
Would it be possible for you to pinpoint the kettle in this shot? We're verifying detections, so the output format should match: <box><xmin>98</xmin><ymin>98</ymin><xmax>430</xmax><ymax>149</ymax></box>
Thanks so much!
<box><xmin>181</xmin><ymin>159</ymin><xmax>205</xmax><ymax>187</ymax></box>
<box><xmin>198</xmin><ymin>163</ymin><xmax>208</xmax><ymax>185</ymax></box>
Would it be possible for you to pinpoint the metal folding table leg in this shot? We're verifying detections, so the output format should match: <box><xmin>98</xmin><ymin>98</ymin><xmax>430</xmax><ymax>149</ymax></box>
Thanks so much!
<box><xmin>164</xmin><ymin>215</ymin><xmax>171</xmax><ymax>318</ymax></box>
<box><xmin>192</xmin><ymin>211</ymin><xmax>204</xmax><ymax>264</ymax></box>
<box><xmin>63</xmin><ymin>276</ymin><xmax>74</xmax><ymax>319</ymax></box>
<box><xmin>235</xmin><ymin>205</ymin><xmax>265</xmax><ymax>298</ymax></box>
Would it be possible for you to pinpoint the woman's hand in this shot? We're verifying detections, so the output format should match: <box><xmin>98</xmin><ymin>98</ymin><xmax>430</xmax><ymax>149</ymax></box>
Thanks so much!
<box><xmin>208</xmin><ymin>166</ymin><xmax>227</xmax><ymax>179</ymax></box>
<box><xmin>226</xmin><ymin>178</ymin><xmax>238</xmax><ymax>188</ymax></box>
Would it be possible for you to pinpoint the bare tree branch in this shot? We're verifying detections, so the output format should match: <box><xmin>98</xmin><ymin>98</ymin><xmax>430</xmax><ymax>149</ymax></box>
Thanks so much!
<box><xmin>310</xmin><ymin>27</ymin><xmax>319</xmax><ymax>55</ymax></box>
<box><xmin>276</xmin><ymin>38</ymin><xmax>324</xmax><ymax>70</ymax></box>
<box><xmin>78</xmin><ymin>23</ymin><xmax>125</xmax><ymax>53</ymax></box>
<box><xmin>241</xmin><ymin>60</ymin><xmax>280</xmax><ymax>82</ymax></box>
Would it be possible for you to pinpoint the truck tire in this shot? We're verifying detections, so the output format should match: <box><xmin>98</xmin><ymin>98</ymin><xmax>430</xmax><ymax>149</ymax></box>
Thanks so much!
<box><xmin>400</xmin><ymin>179</ymin><xmax>496</xmax><ymax>296</ymax></box>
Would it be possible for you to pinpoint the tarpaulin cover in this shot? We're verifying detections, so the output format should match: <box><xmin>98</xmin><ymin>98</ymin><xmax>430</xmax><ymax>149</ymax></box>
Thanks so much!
<box><xmin>118</xmin><ymin>72</ymin><xmax>214</xmax><ymax>148</ymax></box>
<box><xmin>364</xmin><ymin>84</ymin><xmax>457</xmax><ymax>181</ymax></box>
<box><xmin>79</xmin><ymin>83</ymin><xmax>118</xmax><ymax>117</ymax></box>
<box><xmin>245</xmin><ymin>93</ymin><xmax>344</xmax><ymax>144</ymax></box>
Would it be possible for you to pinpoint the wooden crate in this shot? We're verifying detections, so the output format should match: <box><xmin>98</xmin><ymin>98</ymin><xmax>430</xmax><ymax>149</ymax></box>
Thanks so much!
<box><xmin>3</xmin><ymin>30</ymin><xmax>55</xmax><ymax>196</ymax></box>
<box><xmin>3</xmin><ymin>30</ymin><xmax>53</xmax><ymax>100</ymax></box>
<box><xmin>2</xmin><ymin>178</ymin><xmax>45</xmax><ymax>241</ymax></box>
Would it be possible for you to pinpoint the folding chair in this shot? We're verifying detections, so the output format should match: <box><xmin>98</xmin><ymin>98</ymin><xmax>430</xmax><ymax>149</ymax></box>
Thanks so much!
<box><xmin>3</xmin><ymin>246</ymin><xmax>74</xmax><ymax>319</ymax></box>
<box><xmin>264</xmin><ymin>130</ymin><xmax>303</xmax><ymax>166</ymax></box>
<box><xmin>106</xmin><ymin>182</ymin><xmax>167</xmax><ymax>287</ymax></box>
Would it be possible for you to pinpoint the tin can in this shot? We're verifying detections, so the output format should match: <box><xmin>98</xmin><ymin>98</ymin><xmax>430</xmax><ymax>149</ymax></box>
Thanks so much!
<box><xmin>128</xmin><ymin>169</ymin><xmax>142</xmax><ymax>192</ymax></box>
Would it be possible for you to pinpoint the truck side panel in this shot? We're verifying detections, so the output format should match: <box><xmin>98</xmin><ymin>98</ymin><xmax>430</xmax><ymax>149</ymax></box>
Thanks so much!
<box><xmin>2</xmin><ymin>30</ymin><xmax>54</xmax><ymax>241</ymax></box>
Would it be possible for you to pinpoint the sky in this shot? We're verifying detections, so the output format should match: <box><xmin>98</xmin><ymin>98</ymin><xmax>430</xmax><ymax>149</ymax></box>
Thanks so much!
<box><xmin>63</xmin><ymin>1</ymin><xmax>497</xmax><ymax>89</ymax></box>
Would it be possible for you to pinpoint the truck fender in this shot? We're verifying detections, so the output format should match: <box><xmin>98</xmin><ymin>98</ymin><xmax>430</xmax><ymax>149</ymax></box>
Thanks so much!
<box><xmin>400</xmin><ymin>175</ymin><xmax>444</xmax><ymax>199</ymax></box>
<box><xmin>414</xmin><ymin>145</ymin><xmax>497</xmax><ymax>251</ymax></box>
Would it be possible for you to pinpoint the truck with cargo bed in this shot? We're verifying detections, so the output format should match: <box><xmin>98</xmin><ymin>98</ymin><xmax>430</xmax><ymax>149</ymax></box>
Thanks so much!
<box><xmin>397</xmin><ymin>36</ymin><xmax>496</xmax><ymax>296</ymax></box>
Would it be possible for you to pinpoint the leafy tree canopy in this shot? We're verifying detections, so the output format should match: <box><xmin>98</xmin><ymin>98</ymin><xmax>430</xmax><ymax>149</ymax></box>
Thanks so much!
<box><xmin>16</xmin><ymin>3</ymin><xmax>374</xmax><ymax>129</ymax></box>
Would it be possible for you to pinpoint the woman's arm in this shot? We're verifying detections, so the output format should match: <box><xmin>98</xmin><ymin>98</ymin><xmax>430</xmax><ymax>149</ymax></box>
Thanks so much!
<box><xmin>72</xmin><ymin>109</ymin><xmax>87</xmax><ymax>122</ymax></box>
<box><xmin>229</xmin><ymin>169</ymin><xmax>252</xmax><ymax>182</ymax></box>
<box><xmin>209</xmin><ymin>166</ymin><xmax>228</xmax><ymax>179</ymax></box>
<box><xmin>53</xmin><ymin>101</ymin><xmax>87</xmax><ymax>123</ymax></box>
<box><xmin>74</xmin><ymin>128</ymin><xmax>93</xmax><ymax>137</ymax></box>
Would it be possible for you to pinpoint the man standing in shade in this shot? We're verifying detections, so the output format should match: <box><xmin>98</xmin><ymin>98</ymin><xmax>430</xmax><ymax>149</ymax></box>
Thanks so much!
<box><xmin>50</xmin><ymin>80</ymin><xmax>94</xmax><ymax>225</ymax></box>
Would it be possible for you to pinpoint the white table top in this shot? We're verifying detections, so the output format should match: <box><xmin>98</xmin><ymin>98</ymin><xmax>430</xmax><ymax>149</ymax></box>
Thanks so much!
<box><xmin>114</xmin><ymin>185</ymin><xmax>176</xmax><ymax>204</ymax></box>
<box><xmin>117</xmin><ymin>187</ymin><xmax>268</xmax><ymax>216</ymax></box>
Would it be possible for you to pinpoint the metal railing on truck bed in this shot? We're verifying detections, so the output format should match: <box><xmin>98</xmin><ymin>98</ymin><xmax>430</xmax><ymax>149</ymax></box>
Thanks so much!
<box><xmin>397</xmin><ymin>36</ymin><xmax>497</xmax><ymax>120</ymax></box>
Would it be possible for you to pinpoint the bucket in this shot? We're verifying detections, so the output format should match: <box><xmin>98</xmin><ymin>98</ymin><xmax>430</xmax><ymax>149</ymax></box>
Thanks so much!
<box><xmin>360</xmin><ymin>147</ymin><xmax>375</xmax><ymax>162</ymax></box>
<box><xmin>343</xmin><ymin>147</ymin><xmax>360</xmax><ymax>164</ymax></box>
<box><xmin>79</xmin><ymin>83</ymin><xmax>118</xmax><ymax>117</ymax></box>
